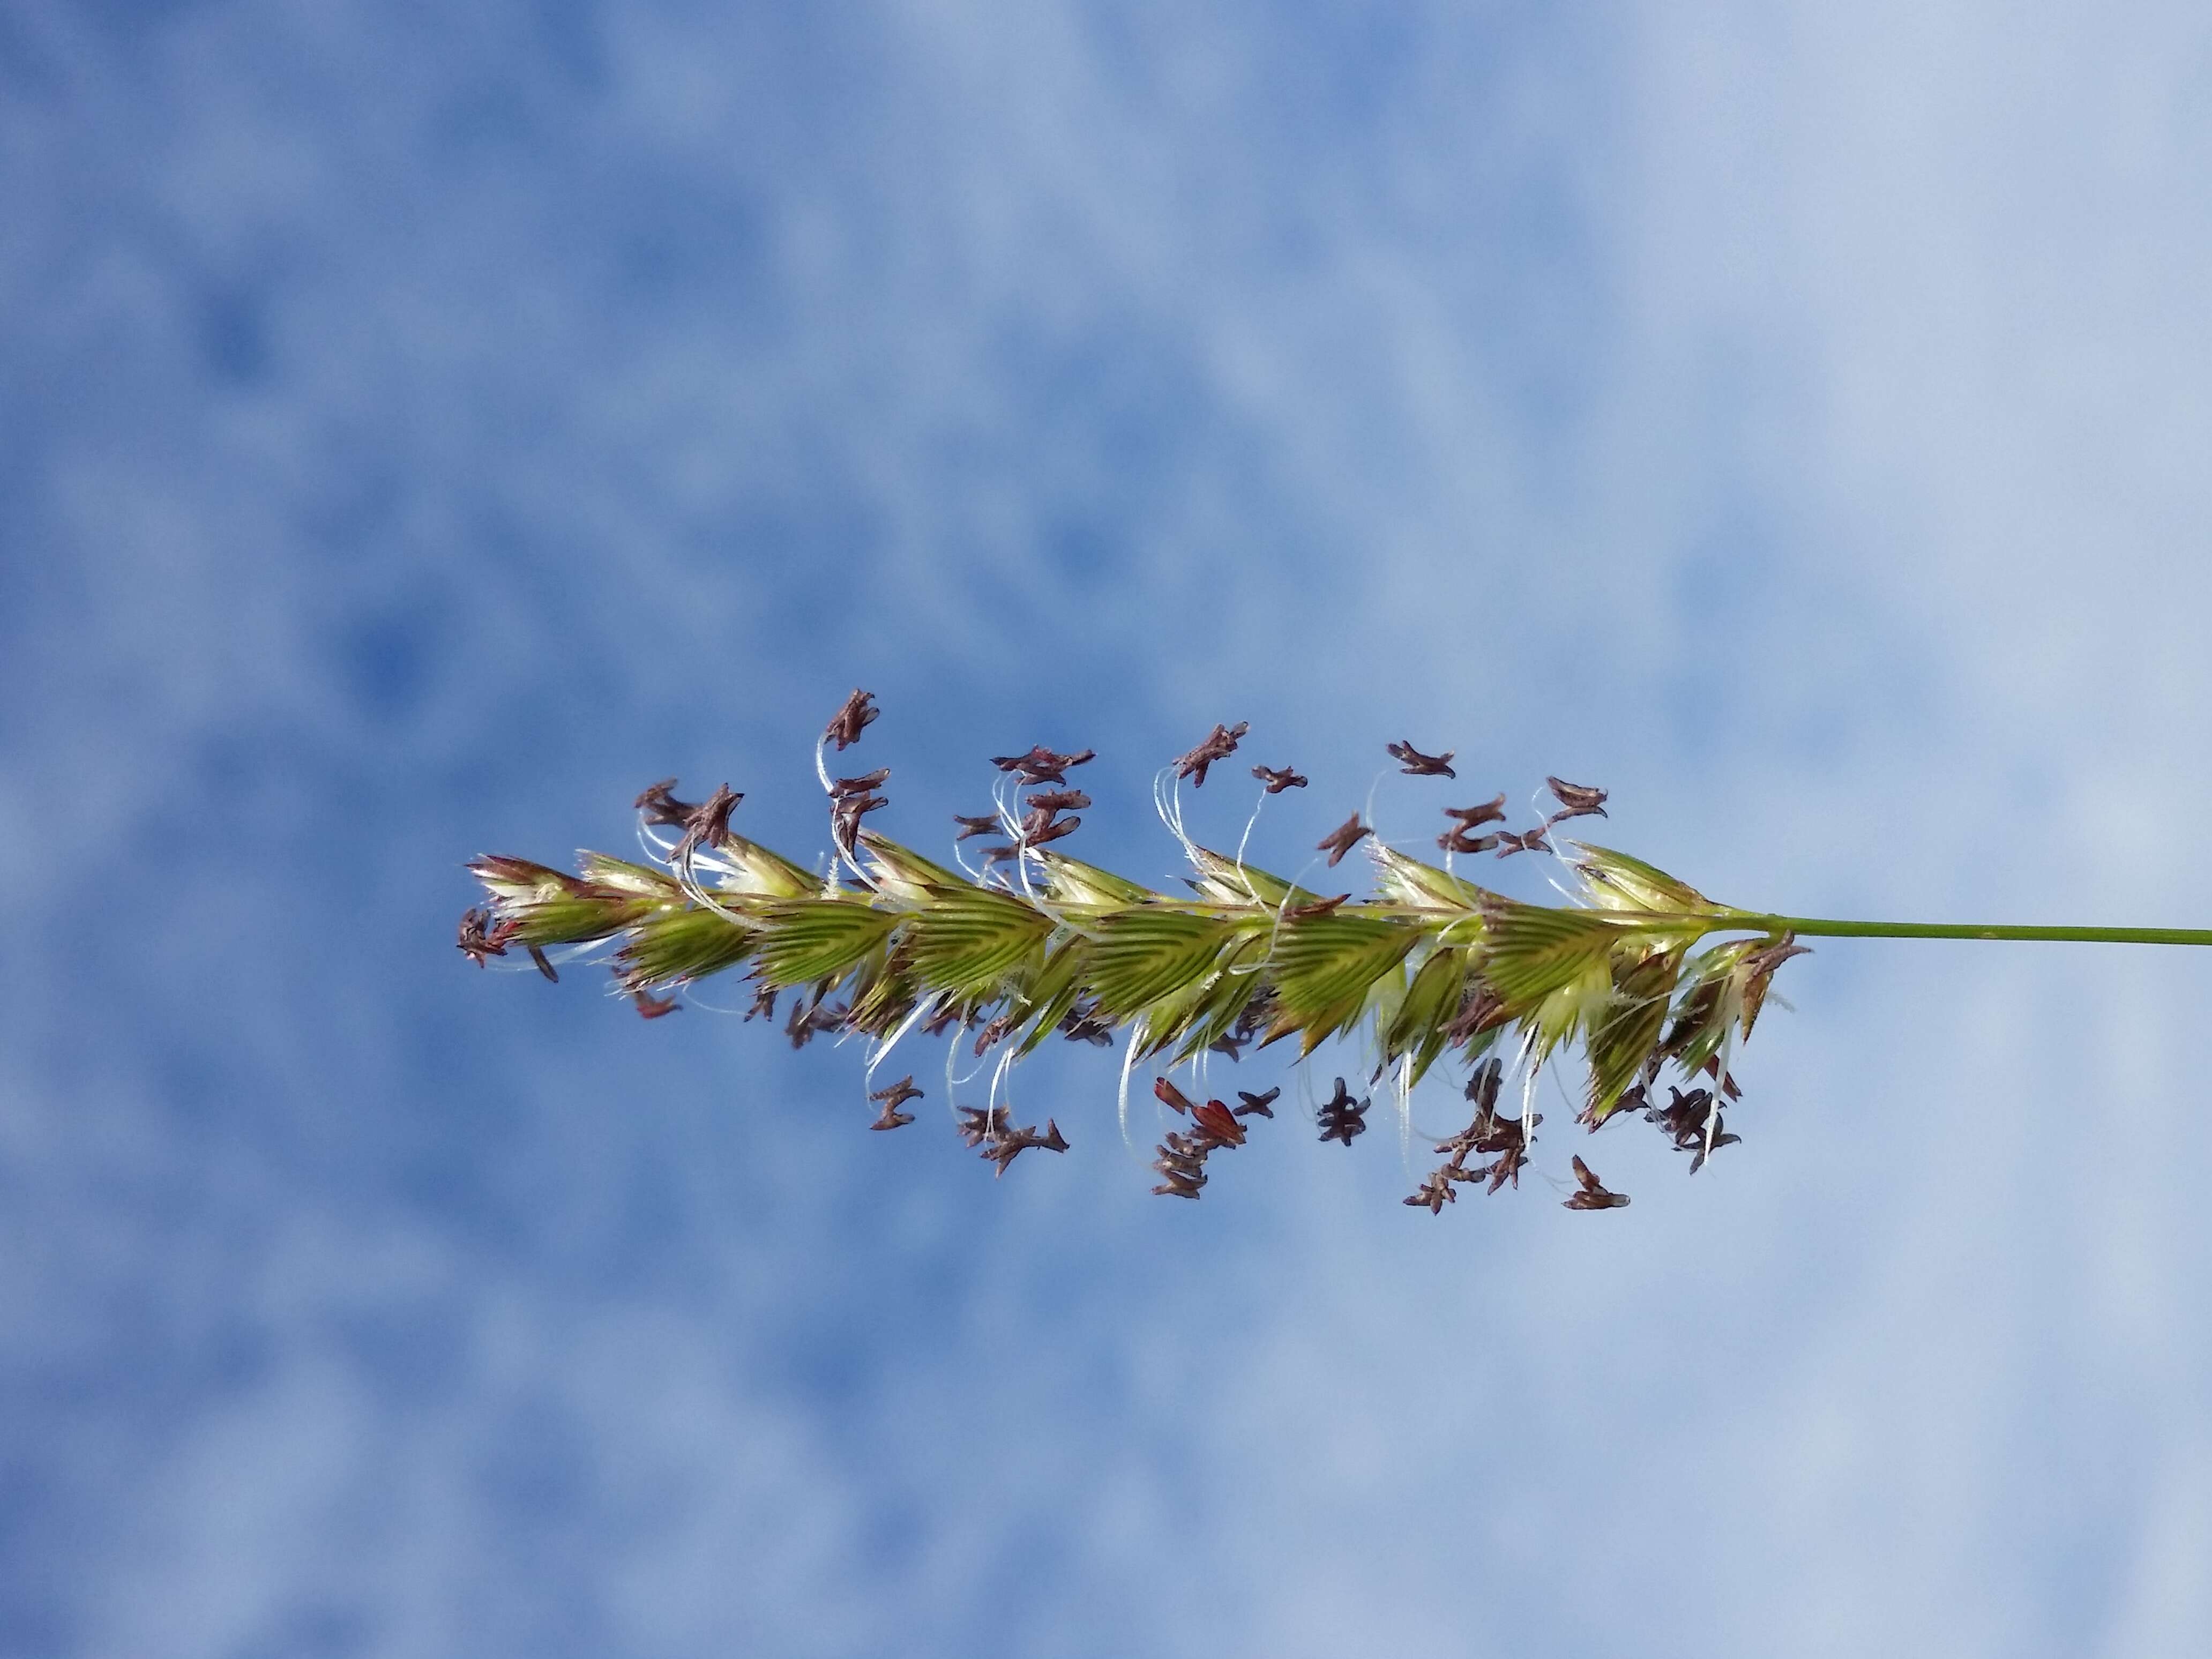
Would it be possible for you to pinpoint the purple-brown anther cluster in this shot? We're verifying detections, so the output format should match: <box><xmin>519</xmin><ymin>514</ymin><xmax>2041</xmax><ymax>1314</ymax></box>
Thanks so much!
<box><xmin>1421</xmin><ymin>776</ymin><xmax>1611</xmax><ymax>860</ymax></box>
<box><xmin>1493</xmin><ymin>825</ymin><xmax>1551</xmax><ymax>860</ymax></box>
<box><xmin>1387</xmin><ymin>739</ymin><xmax>1456</xmax><ymax>778</ymax></box>
<box><xmin>1403</xmin><ymin>1058</ymin><xmax>1545</xmax><ymax>1210</ymax></box>
<box><xmin>1545</xmin><ymin>777</ymin><xmax>1608</xmax><ymax>819</ymax></box>
<box><xmin>786</xmin><ymin>993</ymin><xmax>847</xmax><ymax>1049</ymax></box>
<box><xmin>990</xmin><ymin>744</ymin><xmax>1095</xmax><ymax>786</ymax></box>
<box><xmin>675</xmin><ymin>783</ymin><xmax>744</xmax><ymax>864</ymax></box>
<box><xmin>634</xmin><ymin>779</ymin><xmax>699</xmax><ymax>827</ymax></box>
<box><xmin>1058</xmin><ymin>999</ymin><xmax>1114</xmax><ymax>1047</ymax></box>
<box><xmin>1149</xmin><ymin>1075</ymin><xmax>1257</xmax><ymax>1199</ymax></box>
<box><xmin>1317</xmin><ymin>1077</ymin><xmax>1369</xmax><ymax>1146</ymax></box>
<box><xmin>1437</xmin><ymin>793</ymin><xmax>1507</xmax><ymax>855</ymax></box>
<box><xmin>830</xmin><ymin>768</ymin><xmax>891</xmax><ymax>854</ymax></box>
<box><xmin>869</xmin><ymin>1074</ymin><xmax>923</xmax><ymax>1130</ymax></box>
<box><xmin>825</xmin><ymin>688</ymin><xmax>879</xmax><ymax>751</ymax></box>
<box><xmin>457</xmin><ymin>907</ymin><xmax>515</xmax><ymax>967</ymax></box>
<box><xmin>957</xmin><ymin>1103</ymin><xmax>1069</xmax><ymax>1176</ymax></box>
<box><xmin>1316</xmin><ymin>814</ymin><xmax>1371</xmax><ymax>868</ymax></box>
<box><xmin>1174</xmin><ymin>721</ymin><xmax>1249</xmax><ymax>788</ymax></box>
<box><xmin>1639</xmin><ymin>1085</ymin><xmax>1742</xmax><ymax>1175</ymax></box>
<box><xmin>1563</xmin><ymin>1156</ymin><xmax>1630</xmax><ymax>1210</ymax></box>
<box><xmin>962</xmin><ymin>746</ymin><xmax>1096</xmax><ymax>865</ymax></box>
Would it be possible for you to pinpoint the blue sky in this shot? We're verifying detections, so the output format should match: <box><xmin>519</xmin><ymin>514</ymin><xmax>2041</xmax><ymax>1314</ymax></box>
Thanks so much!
<box><xmin>8</xmin><ymin>2</ymin><xmax>2212</xmax><ymax>1654</ymax></box>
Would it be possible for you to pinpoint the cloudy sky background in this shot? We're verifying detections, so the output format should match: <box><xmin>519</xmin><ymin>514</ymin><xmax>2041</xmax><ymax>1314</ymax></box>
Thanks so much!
<box><xmin>8</xmin><ymin>2</ymin><xmax>2212</xmax><ymax>1653</ymax></box>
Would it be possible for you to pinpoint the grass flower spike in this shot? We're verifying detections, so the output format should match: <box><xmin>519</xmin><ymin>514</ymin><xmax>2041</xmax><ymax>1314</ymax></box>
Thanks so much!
<box><xmin>458</xmin><ymin>691</ymin><xmax>2212</xmax><ymax>1214</ymax></box>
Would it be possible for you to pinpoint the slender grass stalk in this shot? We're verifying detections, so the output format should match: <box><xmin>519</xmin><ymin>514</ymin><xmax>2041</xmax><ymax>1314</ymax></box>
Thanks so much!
<box><xmin>1702</xmin><ymin>915</ymin><xmax>2212</xmax><ymax>947</ymax></box>
<box><xmin>457</xmin><ymin>692</ymin><xmax>2210</xmax><ymax>1213</ymax></box>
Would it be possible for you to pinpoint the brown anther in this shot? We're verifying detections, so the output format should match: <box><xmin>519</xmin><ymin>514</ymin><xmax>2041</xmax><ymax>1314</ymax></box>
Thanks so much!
<box><xmin>1251</xmin><ymin>764</ymin><xmax>1307</xmax><ymax>794</ymax></box>
<box><xmin>1404</xmin><ymin>1170</ymin><xmax>1458</xmax><ymax>1214</ymax></box>
<box><xmin>869</xmin><ymin>1075</ymin><xmax>923</xmax><ymax>1130</ymax></box>
<box><xmin>1438</xmin><ymin>828</ymin><xmax>1502</xmax><ymax>856</ymax></box>
<box><xmin>527</xmin><ymin>945</ymin><xmax>559</xmax><ymax>983</ymax></box>
<box><xmin>1058</xmin><ymin>1001</ymin><xmax>1114</xmax><ymax>1046</ymax></box>
<box><xmin>1154</xmin><ymin>1139</ymin><xmax>1207</xmax><ymax>1179</ymax></box>
<box><xmin>675</xmin><ymin>784</ymin><xmax>744</xmax><ymax>862</ymax></box>
<box><xmin>1191</xmin><ymin>1100</ymin><xmax>1246</xmax><ymax>1146</ymax></box>
<box><xmin>829</xmin><ymin>768</ymin><xmax>890</xmax><ymax>798</ymax></box>
<box><xmin>1174</xmin><ymin>721</ymin><xmax>1250</xmax><ymax>788</ymax></box>
<box><xmin>985</xmin><ymin>1117</ymin><xmax>1069</xmax><ymax>1176</ymax></box>
<box><xmin>831</xmin><ymin>792</ymin><xmax>888</xmax><ymax>850</ymax></box>
<box><xmin>956</xmin><ymin>1104</ymin><xmax>1010</xmax><ymax>1149</ymax></box>
<box><xmin>1581</xmin><ymin>1082</ymin><xmax>1647</xmax><ymax>1131</ymax></box>
<box><xmin>1494</xmin><ymin>825</ymin><xmax>1551</xmax><ymax>858</ymax></box>
<box><xmin>1234</xmin><ymin>1087</ymin><xmax>1279</xmax><ymax>1118</ymax></box>
<box><xmin>1020</xmin><ymin>816</ymin><xmax>1080</xmax><ymax>848</ymax></box>
<box><xmin>1024</xmin><ymin>789</ymin><xmax>1090</xmax><ymax>816</ymax></box>
<box><xmin>1480</xmin><ymin>1140</ymin><xmax>1528</xmax><ymax>1193</ymax></box>
<box><xmin>1153</xmin><ymin>1077</ymin><xmax>1197</xmax><ymax>1116</ymax></box>
<box><xmin>1444</xmin><ymin>986</ymin><xmax>1511</xmax><ymax>1047</ymax></box>
<box><xmin>456</xmin><ymin>907</ymin><xmax>514</xmax><ymax>966</ymax></box>
<box><xmin>1563</xmin><ymin>1155</ymin><xmax>1631</xmax><ymax>1209</ymax></box>
<box><xmin>1687</xmin><ymin>1126</ymin><xmax>1742</xmax><ymax>1175</ymax></box>
<box><xmin>1317</xmin><ymin>1077</ymin><xmax>1369</xmax><ymax>1146</ymax></box>
<box><xmin>634</xmin><ymin>779</ymin><xmax>700</xmax><ymax>827</ymax></box>
<box><xmin>1443</xmin><ymin>794</ymin><xmax>1508</xmax><ymax>829</ymax></box>
<box><xmin>1436</xmin><ymin>1062</ymin><xmax>1537</xmax><ymax>1167</ymax></box>
<box><xmin>1148</xmin><ymin>1100</ymin><xmax>1242</xmax><ymax>1195</ymax></box>
<box><xmin>1386</xmin><ymin>740</ymin><xmax>1456</xmax><ymax>778</ymax></box>
<box><xmin>972</xmin><ymin>1013</ymin><xmax>1015</xmax><ymax>1056</ymax></box>
<box><xmin>1151</xmin><ymin>1167</ymin><xmax>1205</xmax><ymax>1200</ymax></box>
<box><xmin>1281</xmin><ymin>892</ymin><xmax>1351</xmax><ymax>920</ymax></box>
<box><xmin>953</xmin><ymin>813</ymin><xmax>1005</xmax><ymax>841</ymax></box>
<box><xmin>1316</xmin><ymin>814</ymin><xmax>1372</xmax><ymax>868</ymax></box>
<box><xmin>633</xmin><ymin>988</ymin><xmax>681</xmax><ymax>1019</ymax></box>
<box><xmin>1544</xmin><ymin>776</ymin><xmax>1608</xmax><ymax>817</ymax></box>
<box><xmin>745</xmin><ymin>984</ymin><xmax>778</xmax><ymax>1022</ymax></box>
<box><xmin>1647</xmin><ymin>1086</ymin><xmax>1716</xmax><ymax>1152</ymax></box>
<box><xmin>989</xmin><ymin>745</ymin><xmax>1095</xmax><ymax>786</ymax></box>
<box><xmin>1465</xmin><ymin>1057</ymin><xmax>1504</xmax><ymax>1112</ymax></box>
<box><xmin>784</xmin><ymin>996</ymin><xmax>845</xmax><ymax>1049</ymax></box>
<box><xmin>825</xmin><ymin>689</ymin><xmax>879</xmax><ymax>751</ymax></box>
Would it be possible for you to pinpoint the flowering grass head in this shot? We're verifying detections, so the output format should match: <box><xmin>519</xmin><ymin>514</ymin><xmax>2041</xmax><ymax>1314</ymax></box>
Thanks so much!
<box><xmin>460</xmin><ymin>690</ymin><xmax>1819</xmax><ymax>1211</ymax></box>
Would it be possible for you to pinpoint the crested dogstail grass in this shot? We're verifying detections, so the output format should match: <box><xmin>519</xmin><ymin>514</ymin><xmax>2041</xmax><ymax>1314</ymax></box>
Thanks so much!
<box><xmin>458</xmin><ymin>691</ymin><xmax>2212</xmax><ymax>1213</ymax></box>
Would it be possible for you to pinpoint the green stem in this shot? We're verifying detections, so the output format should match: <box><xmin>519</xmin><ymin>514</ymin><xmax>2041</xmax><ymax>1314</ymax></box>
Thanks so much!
<box><xmin>1114</xmin><ymin>898</ymin><xmax>2212</xmax><ymax>948</ymax></box>
<box><xmin>1710</xmin><ymin>913</ymin><xmax>2212</xmax><ymax>948</ymax></box>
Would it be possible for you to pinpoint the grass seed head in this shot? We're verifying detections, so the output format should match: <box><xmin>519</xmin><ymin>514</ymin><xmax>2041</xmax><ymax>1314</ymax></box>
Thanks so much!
<box><xmin>460</xmin><ymin>706</ymin><xmax>1826</xmax><ymax>1213</ymax></box>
